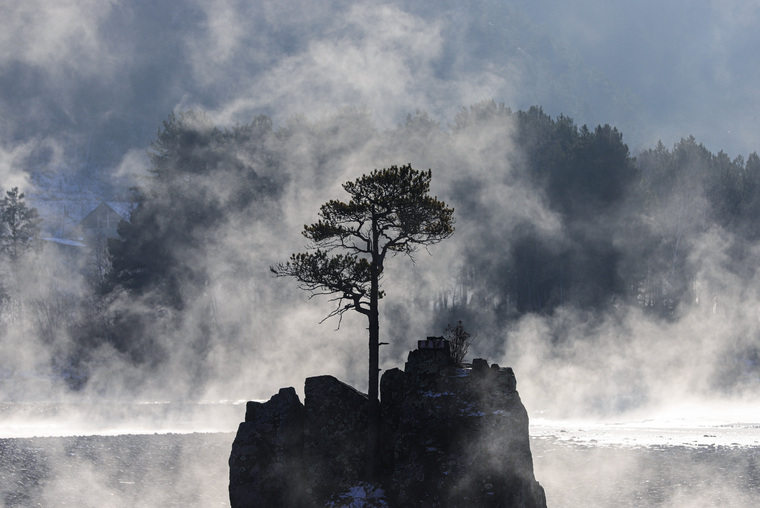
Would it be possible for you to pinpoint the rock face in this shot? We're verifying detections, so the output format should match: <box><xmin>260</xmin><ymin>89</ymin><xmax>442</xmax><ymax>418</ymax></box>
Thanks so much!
<box><xmin>229</xmin><ymin>341</ymin><xmax>546</xmax><ymax>507</ymax></box>
<box><xmin>228</xmin><ymin>387</ymin><xmax>309</xmax><ymax>506</ymax></box>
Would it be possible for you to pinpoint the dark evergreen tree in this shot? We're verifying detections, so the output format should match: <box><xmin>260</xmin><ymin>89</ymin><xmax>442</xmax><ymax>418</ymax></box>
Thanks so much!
<box><xmin>633</xmin><ymin>136</ymin><xmax>715</xmax><ymax>314</ymax></box>
<box><xmin>102</xmin><ymin>110</ymin><xmax>281</xmax><ymax>364</ymax></box>
<box><xmin>107</xmin><ymin>110</ymin><xmax>280</xmax><ymax>307</ymax></box>
<box><xmin>0</xmin><ymin>187</ymin><xmax>41</xmax><ymax>261</ymax></box>
<box><xmin>455</xmin><ymin>108</ymin><xmax>639</xmax><ymax>317</ymax></box>
<box><xmin>272</xmin><ymin>164</ymin><xmax>455</xmax><ymax>477</ymax></box>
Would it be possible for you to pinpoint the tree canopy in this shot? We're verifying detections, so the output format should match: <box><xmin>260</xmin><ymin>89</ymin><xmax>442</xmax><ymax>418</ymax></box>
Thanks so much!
<box><xmin>100</xmin><ymin>110</ymin><xmax>282</xmax><ymax>365</ymax></box>
<box><xmin>106</xmin><ymin>110</ymin><xmax>281</xmax><ymax>308</ymax></box>
<box><xmin>275</xmin><ymin>165</ymin><xmax>454</xmax><ymax>320</ymax></box>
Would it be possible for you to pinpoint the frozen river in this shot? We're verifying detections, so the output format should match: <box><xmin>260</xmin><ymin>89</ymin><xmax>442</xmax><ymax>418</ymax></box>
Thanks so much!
<box><xmin>0</xmin><ymin>401</ymin><xmax>758</xmax><ymax>507</ymax></box>
<box><xmin>531</xmin><ymin>414</ymin><xmax>760</xmax><ymax>507</ymax></box>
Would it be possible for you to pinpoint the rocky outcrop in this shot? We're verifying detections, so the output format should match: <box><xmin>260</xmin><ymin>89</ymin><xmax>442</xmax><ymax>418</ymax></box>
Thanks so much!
<box><xmin>229</xmin><ymin>340</ymin><xmax>546</xmax><ymax>507</ymax></box>
<box><xmin>380</xmin><ymin>350</ymin><xmax>543</xmax><ymax>506</ymax></box>
<box><xmin>303</xmin><ymin>375</ymin><xmax>369</xmax><ymax>501</ymax></box>
<box><xmin>228</xmin><ymin>387</ymin><xmax>308</xmax><ymax>507</ymax></box>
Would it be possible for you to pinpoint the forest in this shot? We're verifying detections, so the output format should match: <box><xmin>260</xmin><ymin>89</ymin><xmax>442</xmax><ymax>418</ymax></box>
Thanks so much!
<box><xmin>2</xmin><ymin>102</ymin><xmax>759</xmax><ymax>400</ymax></box>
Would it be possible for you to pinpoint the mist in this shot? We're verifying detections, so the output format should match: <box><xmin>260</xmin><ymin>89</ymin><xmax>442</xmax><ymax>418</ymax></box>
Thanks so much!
<box><xmin>2</xmin><ymin>1</ymin><xmax>760</xmax><ymax>507</ymax></box>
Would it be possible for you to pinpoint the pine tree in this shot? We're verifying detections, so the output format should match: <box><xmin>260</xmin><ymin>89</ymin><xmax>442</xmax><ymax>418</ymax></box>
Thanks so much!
<box><xmin>272</xmin><ymin>164</ymin><xmax>455</xmax><ymax>477</ymax></box>
<box><xmin>0</xmin><ymin>187</ymin><xmax>41</xmax><ymax>261</ymax></box>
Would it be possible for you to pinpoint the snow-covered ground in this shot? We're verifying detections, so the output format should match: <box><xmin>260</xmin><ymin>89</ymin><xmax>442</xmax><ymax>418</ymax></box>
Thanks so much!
<box><xmin>531</xmin><ymin>416</ymin><xmax>760</xmax><ymax>449</ymax></box>
<box><xmin>530</xmin><ymin>403</ymin><xmax>760</xmax><ymax>507</ymax></box>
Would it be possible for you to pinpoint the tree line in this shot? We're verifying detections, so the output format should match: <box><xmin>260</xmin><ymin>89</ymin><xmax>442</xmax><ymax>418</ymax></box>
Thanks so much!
<box><xmin>92</xmin><ymin>104</ymin><xmax>760</xmax><ymax>374</ymax></box>
<box><xmin>4</xmin><ymin>102</ymin><xmax>760</xmax><ymax>391</ymax></box>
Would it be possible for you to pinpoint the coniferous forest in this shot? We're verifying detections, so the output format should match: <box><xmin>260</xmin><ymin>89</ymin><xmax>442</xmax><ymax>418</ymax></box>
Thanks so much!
<box><xmin>2</xmin><ymin>102</ymin><xmax>758</xmax><ymax>407</ymax></box>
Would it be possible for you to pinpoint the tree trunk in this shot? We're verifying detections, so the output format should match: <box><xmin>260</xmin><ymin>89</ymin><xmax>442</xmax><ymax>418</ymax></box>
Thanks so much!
<box><xmin>366</xmin><ymin>263</ymin><xmax>380</xmax><ymax>480</ymax></box>
<box><xmin>366</xmin><ymin>216</ymin><xmax>381</xmax><ymax>480</ymax></box>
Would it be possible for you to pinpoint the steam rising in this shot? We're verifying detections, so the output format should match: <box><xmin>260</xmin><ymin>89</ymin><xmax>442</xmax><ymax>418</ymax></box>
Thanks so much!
<box><xmin>1</xmin><ymin>1</ymin><xmax>759</xmax><ymax>507</ymax></box>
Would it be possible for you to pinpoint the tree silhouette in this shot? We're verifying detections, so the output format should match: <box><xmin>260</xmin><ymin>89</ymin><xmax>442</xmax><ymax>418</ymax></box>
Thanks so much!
<box><xmin>443</xmin><ymin>320</ymin><xmax>475</xmax><ymax>366</ymax></box>
<box><xmin>272</xmin><ymin>164</ymin><xmax>454</xmax><ymax>475</ymax></box>
<box><xmin>0</xmin><ymin>187</ymin><xmax>41</xmax><ymax>261</ymax></box>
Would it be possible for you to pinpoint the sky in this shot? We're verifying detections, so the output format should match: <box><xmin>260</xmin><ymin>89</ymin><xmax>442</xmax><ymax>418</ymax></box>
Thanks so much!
<box><xmin>514</xmin><ymin>0</ymin><xmax>760</xmax><ymax>154</ymax></box>
<box><xmin>2</xmin><ymin>0</ymin><xmax>760</xmax><ymax>181</ymax></box>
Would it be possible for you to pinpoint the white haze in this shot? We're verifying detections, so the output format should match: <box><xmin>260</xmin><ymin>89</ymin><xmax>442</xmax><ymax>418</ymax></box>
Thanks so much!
<box><xmin>1</xmin><ymin>1</ymin><xmax>759</xmax><ymax>507</ymax></box>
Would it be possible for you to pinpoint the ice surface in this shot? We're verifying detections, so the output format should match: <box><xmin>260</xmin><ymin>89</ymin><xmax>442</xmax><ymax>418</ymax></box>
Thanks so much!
<box><xmin>531</xmin><ymin>401</ymin><xmax>760</xmax><ymax>448</ymax></box>
<box><xmin>0</xmin><ymin>401</ymin><xmax>245</xmax><ymax>438</ymax></box>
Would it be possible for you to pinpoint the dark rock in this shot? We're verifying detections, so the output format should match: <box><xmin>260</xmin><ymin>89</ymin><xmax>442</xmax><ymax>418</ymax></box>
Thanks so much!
<box><xmin>405</xmin><ymin>341</ymin><xmax>455</xmax><ymax>381</ymax></box>
<box><xmin>381</xmin><ymin>352</ymin><xmax>542</xmax><ymax>506</ymax></box>
<box><xmin>472</xmin><ymin>357</ymin><xmax>490</xmax><ymax>374</ymax></box>
<box><xmin>229</xmin><ymin>341</ymin><xmax>546</xmax><ymax>507</ymax></box>
<box><xmin>304</xmin><ymin>375</ymin><xmax>368</xmax><ymax>501</ymax></box>
<box><xmin>228</xmin><ymin>387</ymin><xmax>308</xmax><ymax>507</ymax></box>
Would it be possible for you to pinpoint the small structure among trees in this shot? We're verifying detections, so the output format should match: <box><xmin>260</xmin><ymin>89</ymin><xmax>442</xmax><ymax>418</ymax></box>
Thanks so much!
<box><xmin>78</xmin><ymin>202</ymin><xmax>131</xmax><ymax>245</ymax></box>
